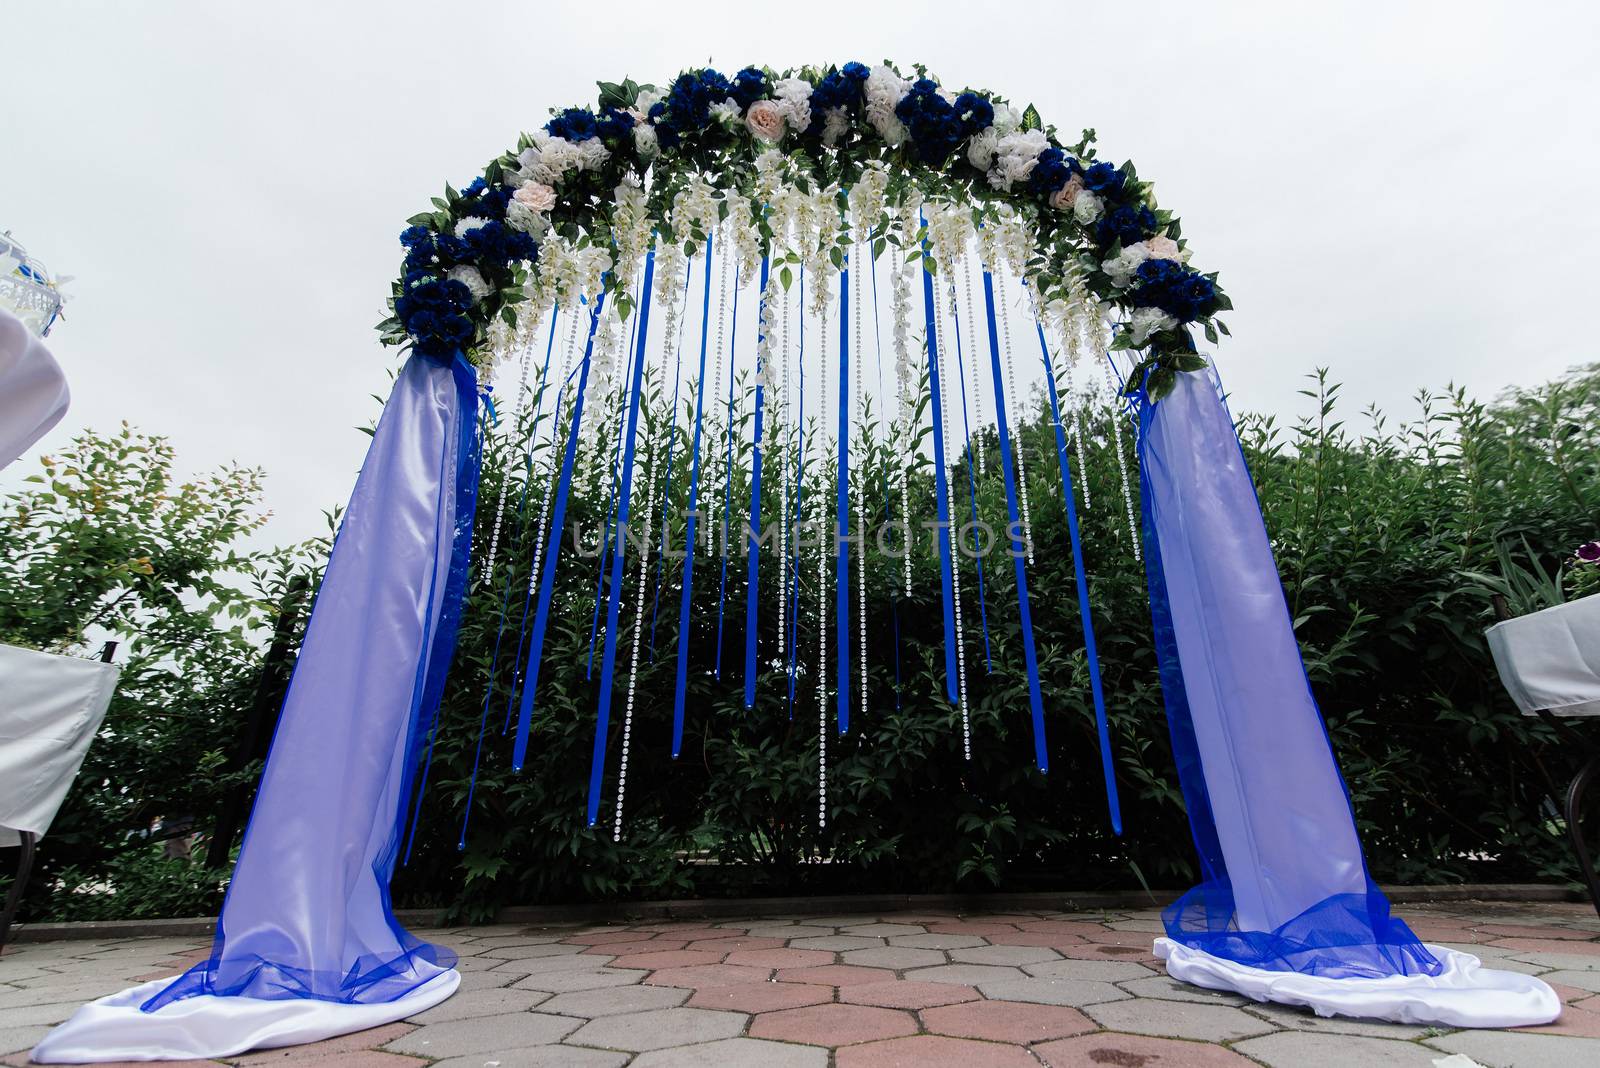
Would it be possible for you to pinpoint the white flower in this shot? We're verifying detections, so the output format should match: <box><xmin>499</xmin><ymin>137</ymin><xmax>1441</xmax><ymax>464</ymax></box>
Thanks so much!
<box><xmin>991</xmin><ymin>103</ymin><xmax>1022</xmax><ymax>135</ymax></box>
<box><xmin>821</xmin><ymin>106</ymin><xmax>850</xmax><ymax>147</ymax></box>
<box><xmin>1146</xmin><ymin>234</ymin><xmax>1187</xmax><ymax>262</ymax></box>
<box><xmin>864</xmin><ymin>65</ymin><xmax>911</xmax><ymax>147</ymax></box>
<box><xmin>517</xmin><ymin>134</ymin><xmax>581</xmax><ymax>186</ymax></box>
<box><xmin>634</xmin><ymin>87</ymin><xmax>662</xmax><ymax>114</ymax></box>
<box><xmin>988</xmin><ymin>130</ymin><xmax>1050</xmax><ymax>191</ymax></box>
<box><xmin>453</xmin><ymin>216</ymin><xmax>490</xmax><ymax>238</ymax></box>
<box><xmin>1127</xmin><ymin>307</ymin><xmax>1179</xmax><ymax>345</ymax></box>
<box><xmin>774</xmin><ymin>77</ymin><xmax>813</xmax><ymax>135</ymax></box>
<box><xmin>574</xmin><ymin>138</ymin><xmax>610</xmax><ymax>171</ymax></box>
<box><xmin>967</xmin><ymin>129</ymin><xmax>1000</xmax><ymax>171</ymax></box>
<box><xmin>1102</xmin><ymin>243</ymin><xmax>1151</xmax><ymax>287</ymax></box>
<box><xmin>448</xmin><ymin>265</ymin><xmax>492</xmax><ymax>303</ymax></box>
<box><xmin>745</xmin><ymin>99</ymin><xmax>787</xmax><ymax>143</ymax></box>
<box><xmin>1073</xmin><ymin>190</ymin><xmax>1104</xmax><ymax>225</ymax></box>
<box><xmin>710</xmin><ymin>98</ymin><xmax>741</xmax><ymax>127</ymax></box>
<box><xmin>505</xmin><ymin>200</ymin><xmax>549</xmax><ymax>236</ymax></box>
<box><xmin>513</xmin><ymin>183</ymin><xmax>556</xmax><ymax>212</ymax></box>
<box><xmin>633</xmin><ymin>123</ymin><xmax>659</xmax><ymax>158</ymax></box>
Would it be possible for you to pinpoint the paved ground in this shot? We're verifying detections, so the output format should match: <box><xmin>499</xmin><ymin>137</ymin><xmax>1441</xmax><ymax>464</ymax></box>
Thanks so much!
<box><xmin>3</xmin><ymin>901</ymin><xmax>1600</xmax><ymax>1066</ymax></box>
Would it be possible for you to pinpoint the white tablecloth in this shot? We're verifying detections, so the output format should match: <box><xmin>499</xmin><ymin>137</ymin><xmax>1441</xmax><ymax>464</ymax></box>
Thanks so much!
<box><xmin>1487</xmin><ymin>595</ymin><xmax>1600</xmax><ymax>718</ymax></box>
<box><xmin>0</xmin><ymin>305</ymin><xmax>70</xmax><ymax>471</ymax></box>
<box><xmin>0</xmin><ymin>642</ymin><xmax>119</xmax><ymax>848</ymax></box>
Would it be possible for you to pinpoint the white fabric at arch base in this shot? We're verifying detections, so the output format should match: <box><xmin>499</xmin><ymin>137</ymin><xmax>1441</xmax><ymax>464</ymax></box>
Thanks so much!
<box><xmin>29</xmin><ymin>971</ymin><xmax>458</xmax><ymax>1062</ymax></box>
<box><xmin>0</xmin><ymin>305</ymin><xmax>70</xmax><ymax>471</ymax></box>
<box><xmin>1156</xmin><ymin>938</ymin><xmax>1558</xmax><ymax>1028</ymax></box>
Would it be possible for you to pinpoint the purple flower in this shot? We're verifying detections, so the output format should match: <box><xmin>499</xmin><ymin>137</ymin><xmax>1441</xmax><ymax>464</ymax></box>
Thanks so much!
<box><xmin>1577</xmin><ymin>541</ymin><xmax>1600</xmax><ymax>563</ymax></box>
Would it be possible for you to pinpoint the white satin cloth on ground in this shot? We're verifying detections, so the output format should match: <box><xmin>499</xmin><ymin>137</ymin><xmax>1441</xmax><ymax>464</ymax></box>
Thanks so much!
<box><xmin>1156</xmin><ymin>937</ymin><xmax>1560</xmax><ymax>1028</ymax></box>
<box><xmin>0</xmin><ymin>642</ymin><xmax>119</xmax><ymax>848</ymax></box>
<box><xmin>29</xmin><ymin>969</ymin><xmax>459</xmax><ymax>1062</ymax></box>
<box><xmin>0</xmin><ymin>305</ymin><xmax>70</xmax><ymax>470</ymax></box>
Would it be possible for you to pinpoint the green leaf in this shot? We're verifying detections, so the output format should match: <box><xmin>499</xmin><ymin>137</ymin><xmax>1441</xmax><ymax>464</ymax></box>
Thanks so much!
<box><xmin>1021</xmin><ymin>104</ymin><xmax>1042</xmax><ymax>132</ymax></box>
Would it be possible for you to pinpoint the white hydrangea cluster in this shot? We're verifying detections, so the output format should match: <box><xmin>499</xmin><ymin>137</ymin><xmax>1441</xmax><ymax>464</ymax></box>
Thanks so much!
<box><xmin>447</xmin><ymin>264</ymin><xmax>492</xmax><ymax>303</ymax></box>
<box><xmin>864</xmin><ymin>65</ymin><xmax>910</xmax><ymax>146</ymax></box>
<box><xmin>987</xmin><ymin>130</ymin><xmax>1051</xmax><ymax>191</ymax></box>
<box><xmin>773</xmin><ymin>77</ymin><xmax>814</xmax><ymax>135</ymax></box>
<box><xmin>1100</xmin><ymin>235</ymin><xmax>1188</xmax><ymax>289</ymax></box>
<box><xmin>513</xmin><ymin>131</ymin><xmax>610</xmax><ymax>188</ymax></box>
<box><xmin>820</xmin><ymin>107</ymin><xmax>850</xmax><ymax>148</ymax></box>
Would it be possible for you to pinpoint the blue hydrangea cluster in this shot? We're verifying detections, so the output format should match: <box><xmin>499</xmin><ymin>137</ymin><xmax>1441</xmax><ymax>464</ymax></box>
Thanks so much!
<box><xmin>545</xmin><ymin>106</ymin><xmax>635</xmax><ymax>145</ymax></box>
<box><xmin>394</xmin><ymin>274</ymin><xmax>474</xmax><ymax>358</ymax></box>
<box><xmin>1130</xmin><ymin>258</ymin><xmax>1219</xmax><ymax>323</ymax></box>
<box><xmin>651</xmin><ymin>68</ymin><xmax>735</xmax><ymax>149</ymax></box>
<box><xmin>807</xmin><ymin>61</ymin><xmax>871</xmax><ymax>133</ymax></box>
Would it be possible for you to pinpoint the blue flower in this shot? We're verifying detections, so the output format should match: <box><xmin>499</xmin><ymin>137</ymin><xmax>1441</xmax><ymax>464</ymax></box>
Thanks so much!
<box><xmin>405</xmin><ymin>308</ymin><xmax>475</xmax><ymax>358</ymax></box>
<box><xmin>812</xmin><ymin>62</ymin><xmax>871</xmax><ymax>120</ymax></box>
<box><xmin>732</xmin><ymin>66</ymin><xmax>768</xmax><ymax>108</ymax></box>
<box><xmin>546</xmin><ymin>107</ymin><xmax>599</xmax><ymax>142</ymax></box>
<box><xmin>1130</xmin><ymin>260</ymin><xmax>1217</xmax><ymax>323</ymax></box>
<box><xmin>659</xmin><ymin>67</ymin><xmax>734</xmax><ymax>142</ymax></box>
<box><xmin>461</xmin><ymin>184</ymin><xmax>511</xmax><ymax>222</ymax></box>
<box><xmin>396</xmin><ymin>272</ymin><xmax>476</xmax><ymax>358</ymax></box>
<box><xmin>895</xmin><ymin>80</ymin><xmax>964</xmax><ymax>165</ymax></box>
<box><xmin>434</xmin><ymin>234</ymin><xmax>469</xmax><ymax>263</ymax></box>
<box><xmin>399</xmin><ymin>225</ymin><xmax>432</xmax><ymax>248</ymax></box>
<box><xmin>1094</xmin><ymin>205</ymin><xmax>1158</xmax><ymax>247</ymax></box>
<box><xmin>953</xmin><ymin>92</ymin><xmax>994</xmax><ymax>136</ymax></box>
<box><xmin>1082</xmin><ymin>161</ymin><xmax>1125</xmax><ymax>196</ymax></box>
<box><xmin>841</xmin><ymin>61</ymin><xmax>870</xmax><ymax>81</ymax></box>
<box><xmin>595</xmin><ymin>105</ymin><xmax>635</xmax><ymax>143</ymax></box>
<box><xmin>460</xmin><ymin>177</ymin><xmax>488</xmax><ymax>199</ymax></box>
<box><xmin>462</xmin><ymin>219</ymin><xmax>536</xmax><ymax>265</ymax></box>
<box><xmin>1028</xmin><ymin>148</ymin><xmax>1077</xmax><ymax>195</ymax></box>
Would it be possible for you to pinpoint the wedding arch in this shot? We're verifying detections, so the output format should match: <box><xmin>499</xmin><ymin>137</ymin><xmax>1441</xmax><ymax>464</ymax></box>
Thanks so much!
<box><xmin>34</xmin><ymin>61</ymin><xmax>1558</xmax><ymax>1061</ymax></box>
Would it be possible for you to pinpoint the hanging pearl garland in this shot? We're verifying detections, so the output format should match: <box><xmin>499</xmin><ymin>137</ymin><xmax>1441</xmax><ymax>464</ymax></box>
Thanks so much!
<box><xmin>708</xmin><ymin>245</ymin><xmax>731</xmax><ymax>560</ymax></box>
<box><xmin>815</xmin><ymin>282</ymin><xmax>831</xmax><ymax>827</ymax></box>
<box><xmin>1097</xmin><ymin>327</ymin><xmax>1143</xmax><ymax>563</ymax></box>
<box><xmin>958</xmin><ymin>251</ymin><xmax>985</xmax><ymax>476</ymax></box>
<box><xmin>527</xmin><ymin>303</ymin><xmax>588</xmax><ymax>600</ymax></box>
<box><xmin>852</xmin><ymin>240</ymin><xmax>869</xmax><ymax>732</ymax></box>
<box><xmin>480</xmin><ymin>312</ymin><xmax>541</xmax><ymax>586</ymax></box>
<box><xmin>995</xmin><ymin>274</ymin><xmax>1035</xmax><ymax>565</ymax></box>
<box><xmin>776</xmin><ymin>278</ymin><xmax>792</xmax><ymax>665</ymax></box>
<box><xmin>1060</xmin><ymin>318</ymin><xmax>1094</xmax><ymax>513</ymax></box>
<box><xmin>933</xmin><ymin>266</ymin><xmax>972</xmax><ymax>760</ymax></box>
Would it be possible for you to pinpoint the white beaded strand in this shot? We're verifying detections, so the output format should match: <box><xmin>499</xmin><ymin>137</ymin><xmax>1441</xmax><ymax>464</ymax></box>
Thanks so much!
<box><xmin>959</xmin><ymin>251</ymin><xmax>986</xmax><ymax>475</ymax></box>
<box><xmin>481</xmin><ymin>316</ymin><xmax>539</xmax><ymax>585</ymax></box>
<box><xmin>1101</xmin><ymin>350</ymin><xmax>1143</xmax><ymax>563</ymax></box>
<box><xmin>996</xmin><ymin>276</ymin><xmax>1035</xmax><ymax>564</ymax></box>
<box><xmin>853</xmin><ymin>241</ymin><xmax>869</xmax><ymax>732</ymax></box>
<box><xmin>933</xmin><ymin>275</ymin><xmax>972</xmax><ymax>759</ymax></box>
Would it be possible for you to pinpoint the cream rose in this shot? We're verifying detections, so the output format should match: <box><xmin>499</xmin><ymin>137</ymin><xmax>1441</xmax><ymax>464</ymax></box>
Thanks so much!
<box><xmin>1049</xmin><ymin>174</ymin><xmax>1085</xmax><ymax>212</ymax></box>
<box><xmin>745</xmin><ymin>99</ymin><xmax>787</xmax><ymax>143</ymax></box>
<box><xmin>513</xmin><ymin>183</ymin><xmax>556</xmax><ymax>213</ymax></box>
<box><xmin>1145</xmin><ymin>234</ymin><xmax>1183</xmax><ymax>261</ymax></box>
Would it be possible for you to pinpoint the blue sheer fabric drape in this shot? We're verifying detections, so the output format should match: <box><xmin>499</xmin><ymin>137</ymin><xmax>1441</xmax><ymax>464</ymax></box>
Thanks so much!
<box><xmin>1138</xmin><ymin>366</ymin><xmax>1439</xmax><ymax>980</ymax></box>
<box><xmin>145</xmin><ymin>353</ymin><xmax>478</xmax><ymax>1009</ymax></box>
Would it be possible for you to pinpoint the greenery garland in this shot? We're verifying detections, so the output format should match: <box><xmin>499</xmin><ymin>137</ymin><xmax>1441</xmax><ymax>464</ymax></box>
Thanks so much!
<box><xmin>377</xmin><ymin>61</ymin><xmax>1232</xmax><ymax>400</ymax></box>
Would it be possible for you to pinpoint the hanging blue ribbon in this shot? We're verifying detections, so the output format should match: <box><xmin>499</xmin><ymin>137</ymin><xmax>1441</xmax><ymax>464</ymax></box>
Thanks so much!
<box><xmin>978</xmin><ymin>272</ymin><xmax>1044</xmax><ymax>773</ymax></box>
<box><xmin>511</xmin><ymin>290</ymin><xmax>610</xmax><ymax>772</ymax></box>
<box><xmin>919</xmin><ymin>224</ymin><xmax>959</xmax><ymax>707</ymax></box>
<box><xmin>1032</xmin><ymin>301</ymin><xmax>1122</xmax><ymax>832</ymax></box>
<box><xmin>586</xmin><ymin>303</ymin><xmax>643</xmax><ymax>679</ymax></box>
<box><xmin>835</xmin><ymin>262</ymin><xmax>852</xmax><ymax>734</ymax></box>
<box><xmin>742</xmin><ymin>256</ymin><xmax>771</xmax><ymax>708</ymax></box>
<box><xmin>402</xmin><ymin>352</ymin><xmax>483</xmax><ymax>861</ymax></box>
<box><xmin>586</xmin><ymin>250</ymin><xmax>658</xmax><ymax>824</ymax></box>
<box><xmin>715</xmin><ymin>265</ymin><xmax>741</xmax><ymax>678</ymax></box>
<box><xmin>672</xmin><ymin>232</ymin><xmax>715</xmax><ymax>757</ymax></box>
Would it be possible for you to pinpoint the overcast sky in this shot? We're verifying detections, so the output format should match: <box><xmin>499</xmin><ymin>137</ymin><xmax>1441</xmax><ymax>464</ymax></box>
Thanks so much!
<box><xmin>5</xmin><ymin>1</ymin><xmax>1597</xmax><ymax>551</ymax></box>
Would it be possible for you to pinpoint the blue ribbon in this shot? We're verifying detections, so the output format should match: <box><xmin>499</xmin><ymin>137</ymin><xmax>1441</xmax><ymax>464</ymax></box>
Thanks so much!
<box><xmin>649</xmin><ymin>267</ymin><xmax>694</xmax><ymax>655</ymax></box>
<box><xmin>1032</xmin><ymin>300</ymin><xmax>1122</xmax><ymax>832</ymax></box>
<box><xmin>835</xmin><ymin>262</ymin><xmax>851</xmax><ymax>734</ymax></box>
<box><xmin>672</xmin><ymin>232</ymin><xmax>715</xmax><ymax>757</ymax></box>
<box><xmin>979</xmin><ymin>273</ymin><xmax>1044</xmax><ymax>773</ymax></box>
<box><xmin>919</xmin><ymin>223</ymin><xmax>959</xmax><ymax>706</ymax></box>
<box><xmin>585</xmin><ymin>303</ymin><xmax>642</xmax><ymax>679</ymax></box>
<box><xmin>948</xmin><ymin>281</ymin><xmax>994</xmax><ymax>670</ymax></box>
<box><xmin>586</xmin><ymin>249</ymin><xmax>658</xmax><ymax>824</ymax></box>
<box><xmin>511</xmin><ymin>290</ymin><xmax>610</xmax><ymax>771</ymax></box>
<box><xmin>742</xmin><ymin>256</ymin><xmax>771</xmax><ymax>708</ymax></box>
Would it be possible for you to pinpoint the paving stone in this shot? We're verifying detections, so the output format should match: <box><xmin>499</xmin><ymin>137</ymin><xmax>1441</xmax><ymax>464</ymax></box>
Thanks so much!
<box><xmin>903</xmin><ymin>963</ymin><xmax>1027</xmax><ymax>986</ymax></box>
<box><xmin>775</xmin><ymin>964</ymin><xmax>895</xmax><ymax>986</ymax></box>
<box><xmin>580</xmin><ymin>938</ymin><xmax>688</xmax><ymax>956</ymax></box>
<box><xmin>886</xmin><ymin>932</ymin><xmax>988</xmax><ymax>951</ymax></box>
<box><xmin>1035</xmin><ymin>1032</ymin><xmax>1259</xmax><ymax>1067</ymax></box>
<box><xmin>684</xmin><ymin>936</ymin><xmax>787</xmax><ymax>954</ymax></box>
<box><xmin>632</xmin><ymin>1037</ymin><xmax>829</xmax><ymax>1067</ymax></box>
<box><xmin>1489</xmin><ymin>937</ymin><xmax>1600</xmax><ymax>957</ymax></box>
<box><xmin>1504</xmin><ymin>949</ymin><xmax>1600</xmax><ymax>971</ymax></box>
<box><xmin>1085</xmin><ymin>997</ymin><xmax>1274</xmax><ymax>1042</ymax></box>
<box><xmin>839</xmin><ymin>923</ymin><xmax>928</xmax><ymax>937</ymax></box>
<box><xmin>496</xmin><ymin>951</ymin><xmax>609</xmax><ymax>974</ymax></box>
<box><xmin>0</xmin><ymin>1027</ymin><xmax>48</xmax><ymax>1058</ymax></box>
<box><xmin>839</xmin><ymin>980</ymin><xmax>979</xmax><ymax>1010</ymax></box>
<box><xmin>789</xmin><ymin>935</ymin><xmax>885</xmax><ymax>952</ymax></box>
<box><xmin>540</xmin><ymin>983</ymin><xmax>689</xmax><ymax>1017</ymax></box>
<box><xmin>259</xmin><ymin>1054</ymin><xmax>421</xmax><ymax>1068</ymax></box>
<box><xmin>567</xmin><ymin>1006</ymin><xmax>747</xmax><ymax>1052</ymax></box>
<box><xmin>643</xmin><ymin>963</ymin><xmax>773</xmax><ymax>989</ymax></box>
<box><xmin>1426</xmin><ymin>1029</ymin><xmax>1600</xmax><ymax>1067</ymax></box>
<box><xmin>723</xmin><ymin>948</ymin><xmax>834</xmax><ymax>969</ymax></box>
<box><xmin>1477</xmin><ymin>922</ymin><xmax>1600</xmax><ymax>940</ymax></box>
<box><xmin>1234</xmin><ymin>1031</ymin><xmax>1445</xmax><ymax>1067</ymax></box>
<box><xmin>799</xmin><ymin>914</ymin><xmax>880</xmax><ymax>927</ymax></box>
<box><xmin>1544</xmin><ymin>969</ymin><xmax>1600</xmax><ymax>993</ymax></box>
<box><xmin>453</xmin><ymin>967</ymin><xmax>520</xmax><ymax>992</ymax></box>
<box><xmin>512</xmin><ymin>967</ymin><xmax>647</xmax><ymax>994</ymax></box>
<box><xmin>0</xmin><ymin>998</ymin><xmax>87</xmax><ymax>1028</ymax></box>
<box><xmin>835</xmin><ymin>1034</ymin><xmax>1040</xmax><ymax>1067</ymax></box>
<box><xmin>1051</xmin><ymin>942</ymin><xmax>1160</xmax><ymax>965</ymax></box>
<box><xmin>405</xmin><ymin>986</ymin><xmax>550</xmax><ymax>1022</ymax></box>
<box><xmin>948</xmin><ymin>944</ymin><xmax>1059</xmax><ymax>967</ymax></box>
<box><xmin>978</xmin><ymin>976</ymin><xmax>1130</xmax><ymax>1007</ymax></box>
<box><xmin>840</xmin><ymin>946</ymin><xmax>947</xmax><ymax>970</ymax></box>
<box><xmin>1023</xmin><ymin>958</ymin><xmax>1155</xmax><ymax>981</ymax></box>
<box><xmin>921</xmin><ymin>999</ymin><xmax>1094</xmax><ymax>1043</ymax></box>
<box><xmin>749</xmin><ymin>1002</ymin><xmax>917</xmax><ymax>1046</ymax></box>
<box><xmin>688</xmin><ymin>982</ymin><xmax>834</xmax><ymax>1012</ymax></box>
<box><xmin>428</xmin><ymin>1047</ymin><xmax>627</xmax><ymax>1068</ymax></box>
<box><xmin>742</xmin><ymin>924</ymin><xmax>837</xmax><ymax>939</ymax></box>
<box><xmin>1240</xmin><ymin>1000</ymin><xmax>1430</xmax><ymax>1039</ymax></box>
<box><xmin>923</xmin><ymin>922</ymin><xmax>1021</xmax><ymax>936</ymax></box>
<box><xmin>1118</xmin><ymin>974</ymin><xmax>1250</xmax><ymax>1006</ymax></box>
<box><xmin>1016</xmin><ymin>919</ymin><xmax>1115</xmax><ymax>937</ymax></box>
<box><xmin>608</xmin><ymin>949</ymin><xmax>725</xmax><ymax>970</ymax></box>
<box><xmin>383</xmin><ymin>1013</ymin><xmax>578</xmax><ymax>1056</ymax></box>
<box><xmin>482</xmin><ymin>942</ymin><xmax>589</xmax><ymax>960</ymax></box>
